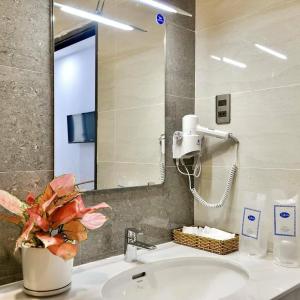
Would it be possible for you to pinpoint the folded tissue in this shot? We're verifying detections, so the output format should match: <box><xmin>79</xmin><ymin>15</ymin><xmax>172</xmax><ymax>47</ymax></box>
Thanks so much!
<box><xmin>182</xmin><ymin>226</ymin><xmax>235</xmax><ymax>241</ymax></box>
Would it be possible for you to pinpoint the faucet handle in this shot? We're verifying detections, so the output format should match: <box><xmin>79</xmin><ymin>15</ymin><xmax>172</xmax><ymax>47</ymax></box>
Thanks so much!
<box><xmin>124</xmin><ymin>228</ymin><xmax>156</xmax><ymax>261</ymax></box>
<box><xmin>125</xmin><ymin>228</ymin><xmax>142</xmax><ymax>244</ymax></box>
<box><xmin>126</xmin><ymin>228</ymin><xmax>142</xmax><ymax>235</ymax></box>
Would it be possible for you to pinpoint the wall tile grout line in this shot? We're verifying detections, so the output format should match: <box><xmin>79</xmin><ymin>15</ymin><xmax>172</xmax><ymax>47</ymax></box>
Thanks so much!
<box><xmin>167</xmin><ymin>21</ymin><xmax>196</xmax><ymax>33</ymax></box>
<box><xmin>200</xmin><ymin>165</ymin><xmax>300</xmax><ymax>172</ymax></box>
<box><xmin>0</xmin><ymin>170</ymin><xmax>54</xmax><ymax>175</ymax></box>
<box><xmin>195</xmin><ymin>82</ymin><xmax>300</xmax><ymax>100</ymax></box>
<box><xmin>166</xmin><ymin>93</ymin><xmax>195</xmax><ymax>101</ymax></box>
<box><xmin>0</xmin><ymin>63</ymin><xmax>53</xmax><ymax>76</ymax></box>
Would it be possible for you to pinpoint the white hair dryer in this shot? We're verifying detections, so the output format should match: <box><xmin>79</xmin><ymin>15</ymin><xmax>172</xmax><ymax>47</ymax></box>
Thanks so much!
<box><xmin>173</xmin><ymin>115</ymin><xmax>238</xmax><ymax>159</ymax></box>
<box><xmin>173</xmin><ymin>115</ymin><xmax>239</xmax><ymax>208</ymax></box>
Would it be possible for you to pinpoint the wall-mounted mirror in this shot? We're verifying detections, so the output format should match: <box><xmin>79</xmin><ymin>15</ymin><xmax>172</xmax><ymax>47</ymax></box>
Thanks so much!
<box><xmin>53</xmin><ymin>0</ymin><xmax>165</xmax><ymax>191</ymax></box>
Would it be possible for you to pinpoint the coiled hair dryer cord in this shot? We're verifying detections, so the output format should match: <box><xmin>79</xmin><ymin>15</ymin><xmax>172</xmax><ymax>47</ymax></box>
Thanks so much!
<box><xmin>176</xmin><ymin>143</ymin><xmax>238</xmax><ymax>208</ymax></box>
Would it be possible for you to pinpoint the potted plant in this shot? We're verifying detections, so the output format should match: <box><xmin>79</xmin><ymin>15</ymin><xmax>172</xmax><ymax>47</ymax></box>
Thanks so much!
<box><xmin>0</xmin><ymin>174</ymin><xmax>109</xmax><ymax>297</ymax></box>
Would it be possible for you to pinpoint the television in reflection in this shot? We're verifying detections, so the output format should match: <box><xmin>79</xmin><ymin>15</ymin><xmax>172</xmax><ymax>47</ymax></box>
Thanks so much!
<box><xmin>67</xmin><ymin>111</ymin><xmax>95</xmax><ymax>143</ymax></box>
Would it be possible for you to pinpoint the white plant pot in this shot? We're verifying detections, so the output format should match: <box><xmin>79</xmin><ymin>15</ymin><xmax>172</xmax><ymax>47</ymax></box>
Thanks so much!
<box><xmin>22</xmin><ymin>247</ymin><xmax>73</xmax><ymax>297</ymax></box>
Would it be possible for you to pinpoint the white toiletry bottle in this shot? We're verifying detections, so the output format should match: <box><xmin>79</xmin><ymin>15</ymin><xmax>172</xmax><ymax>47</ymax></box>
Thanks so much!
<box><xmin>273</xmin><ymin>195</ymin><xmax>299</xmax><ymax>267</ymax></box>
<box><xmin>239</xmin><ymin>192</ymin><xmax>268</xmax><ymax>258</ymax></box>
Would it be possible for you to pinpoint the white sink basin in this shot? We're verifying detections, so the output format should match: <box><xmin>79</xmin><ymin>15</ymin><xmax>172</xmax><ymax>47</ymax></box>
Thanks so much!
<box><xmin>101</xmin><ymin>257</ymin><xmax>249</xmax><ymax>300</ymax></box>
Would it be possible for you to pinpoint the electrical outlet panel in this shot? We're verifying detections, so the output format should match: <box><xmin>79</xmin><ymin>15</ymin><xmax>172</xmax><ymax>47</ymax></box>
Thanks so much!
<box><xmin>216</xmin><ymin>94</ymin><xmax>231</xmax><ymax>124</ymax></box>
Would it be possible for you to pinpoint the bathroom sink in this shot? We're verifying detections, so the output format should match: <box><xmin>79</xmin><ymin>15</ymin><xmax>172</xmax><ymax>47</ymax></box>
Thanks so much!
<box><xmin>101</xmin><ymin>257</ymin><xmax>249</xmax><ymax>300</ymax></box>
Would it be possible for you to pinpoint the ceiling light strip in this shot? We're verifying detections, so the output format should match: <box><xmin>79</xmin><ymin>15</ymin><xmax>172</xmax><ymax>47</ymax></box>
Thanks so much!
<box><xmin>222</xmin><ymin>57</ymin><xmax>247</xmax><ymax>69</ymax></box>
<box><xmin>138</xmin><ymin>0</ymin><xmax>192</xmax><ymax>17</ymax></box>
<box><xmin>54</xmin><ymin>2</ymin><xmax>134</xmax><ymax>31</ymax></box>
<box><xmin>255</xmin><ymin>43</ymin><xmax>287</xmax><ymax>60</ymax></box>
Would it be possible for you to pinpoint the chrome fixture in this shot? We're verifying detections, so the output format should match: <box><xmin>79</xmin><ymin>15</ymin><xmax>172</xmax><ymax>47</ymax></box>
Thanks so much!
<box><xmin>124</xmin><ymin>228</ymin><xmax>156</xmax><ymax>262</ymax></box>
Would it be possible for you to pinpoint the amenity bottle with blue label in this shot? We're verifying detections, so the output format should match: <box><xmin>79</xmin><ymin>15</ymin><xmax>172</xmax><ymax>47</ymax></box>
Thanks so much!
<box><xmin>239</xmin><ymin>192</ymin><xmax>268</xmax><ymax>258</ymax></box>
<box><xmin>273</xmin><ymin>195</ymin><xmax>299</xmax><ymax>267</ymax></box>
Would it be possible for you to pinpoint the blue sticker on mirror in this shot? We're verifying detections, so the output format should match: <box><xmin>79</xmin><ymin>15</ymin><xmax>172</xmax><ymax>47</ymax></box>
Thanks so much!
<box><xmin>156</xmin><ymin>14</ymin><xmax>165</xmax><ymax>25</ymax></box>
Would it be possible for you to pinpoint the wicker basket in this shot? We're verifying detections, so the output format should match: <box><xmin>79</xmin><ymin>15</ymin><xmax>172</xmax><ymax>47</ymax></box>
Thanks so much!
<box><xmin>173</xmin><ymin>228</ymin><xmax>239</xmax><ymax>255</ymax></box>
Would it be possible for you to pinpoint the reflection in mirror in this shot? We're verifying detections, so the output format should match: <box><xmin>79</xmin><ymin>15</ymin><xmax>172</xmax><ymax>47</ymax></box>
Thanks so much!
<box><xmin>53</xmin><ymin>0</ymin><xmax>165</xmax><ymax>191</ymax></box>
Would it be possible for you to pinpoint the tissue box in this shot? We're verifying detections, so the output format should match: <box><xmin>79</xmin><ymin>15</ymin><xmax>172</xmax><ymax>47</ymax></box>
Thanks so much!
<box><xmin>173</xmin><ymin>228</ymin><xmax>239</xmax><ymax>255</ymax></box>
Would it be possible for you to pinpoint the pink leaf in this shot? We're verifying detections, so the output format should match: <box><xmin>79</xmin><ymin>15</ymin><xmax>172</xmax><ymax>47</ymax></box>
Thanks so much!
<box><xmin>36</xmin><ymin>233</ymin><xmax>64</xmax><ymax>248</ymax></box>
<box><xmin>46</xmin><ymin>191</ymin><xmax>79</xmax><ymax>215</ymax></box>
<box><xmin>87</xmin><ymin>202</ymin><xmax>110</xmax><ymax>212</ymax></box>
<box><xmin>26</xmin><ymin>205</ymin><xmax>40</xmax><ymax>215</ymax></box>
<box><xmin>75</xmin><ymin>195</ymin><xmax>85</xmax><ymax>211</ymax></box>
<box><xmin>25</xmin><ymin>192</ymin><xmax>35</xmax><ymax>205</ymax></box>
<box><xmin>79</xmin><ymin>202</ymin><xmax>111</xmax><ymax>216</ymax></box>
<box><xmin>80</xmin><ymin>213</ymin><xmax>107</xmax><ymax>230</ymax></box>
<box><xmin>0</xmin><ymin>190</ymin><xmax>25</xmax><ymax>216</ymax></box>
<box><xmin>32</xmin><ymin>213</ymin><xmax>49</xmax><ymax>231</ymax></box>
<box><xmin>41</xmin><ymin>192</ymin><xmax>57</xmax><ymax>212</ymax></box>
<box><xmin>37</xmin><ymin>184</ymin><xmax>55</xmax><ymax>208</ymax></box>
<box><xmin>48</xmin><ymin>243</ymin><xmax>78</xmax><ymax>260</ymax></box>
<box><xmin>50</xmin><ymin>174</ymin><xmax>76</xmax><ymax>197</ymax></box>
<box><xmin>50</xmin><ymin>197</ymin><xmax>110</xmax><ymax>228</ymax></box>
<box><xmin>50</xmin><ymin>200</ymin><xmax>80</xmax><ymax>228</ymax></box>
<box><xmin>15</xmin><ymin>219</ymin><xmax>34</xmax><ymax>251</ymax></box>
<box><xmin>63</xmin><ymin>221</ymin><xmax>87</xmax><ymax>241</ymax></box>
<box><xmin>27</xmin><ymin>206</ymin><xmax>49</xmax><ymax>232</ymax></box>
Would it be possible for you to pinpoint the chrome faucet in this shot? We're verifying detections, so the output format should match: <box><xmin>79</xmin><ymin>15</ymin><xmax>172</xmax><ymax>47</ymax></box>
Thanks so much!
<box><xmin>124</xmin><ymin>228</ymin><xmax>156</xmax><ymax>262</ymax></box>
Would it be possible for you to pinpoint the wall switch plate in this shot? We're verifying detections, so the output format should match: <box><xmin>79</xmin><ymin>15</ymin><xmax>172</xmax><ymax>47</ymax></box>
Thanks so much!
<box><xmin>216</xmin><ymin>94</ymin><xmax>231</xmax><ymax>124</ymax></box>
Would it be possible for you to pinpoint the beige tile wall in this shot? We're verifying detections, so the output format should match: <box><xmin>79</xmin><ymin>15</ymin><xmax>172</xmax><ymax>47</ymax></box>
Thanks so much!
<box><xmin>194</xmin><ymin>0</ymin><xmax>300</xmax><ymax>243</ymax></box>
<box><xmin>97</xmin><ymin>0</ymin><xmax>165</xmax><ymax>189</ymax></box>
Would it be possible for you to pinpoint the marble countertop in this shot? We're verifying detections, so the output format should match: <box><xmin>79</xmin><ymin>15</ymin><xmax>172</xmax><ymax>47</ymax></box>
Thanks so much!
<box><xmin>1</xmin><ymin>242</ymin><xmax>300</xmax><ymax>300</ymax></box>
